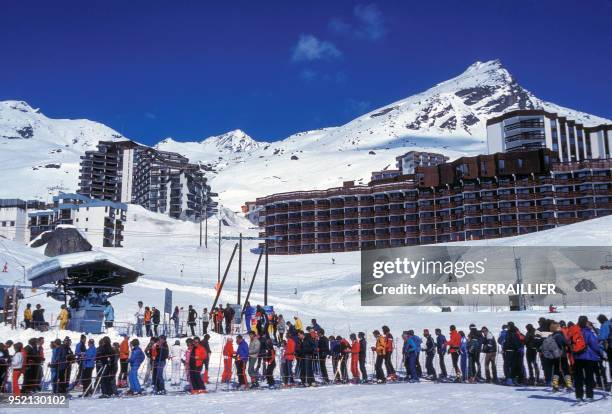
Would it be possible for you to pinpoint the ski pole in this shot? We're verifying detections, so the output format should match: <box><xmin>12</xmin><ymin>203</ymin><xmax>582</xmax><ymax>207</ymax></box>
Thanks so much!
<box><xmin>214</xmin><ymin>338</ymin><xmax>225</xmax><ymax>392</ymax></box>
<box><xmin>90</xmin><ymin>365</ymin><xmax>108</xmax><ymax>397</ymax></box>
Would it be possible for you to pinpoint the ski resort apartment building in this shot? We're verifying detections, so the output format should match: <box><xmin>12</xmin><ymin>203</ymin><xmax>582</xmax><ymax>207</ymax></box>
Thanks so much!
<box><xmin>78</xmin><ymin>140</ymin><xmax>217</xmax><ymax>221</ymax></box>
<box><xmin>255</xmin><ymin>148</ymin><xmax>612</xmax><ymax>255</ymax></box>
<box><xmin>0</xmin><ymin>199</ymin><xmax>46</xmax><ymax>244</ymax></box>
<box><xmin>28</xmin><ymin>193</ymin><xmax>126</xmax><ymax>248</ymax></box>
<box><xmin>486</xmin><ymin>109</ymin><xmax>612</xmax><ymax>161</ymax></box>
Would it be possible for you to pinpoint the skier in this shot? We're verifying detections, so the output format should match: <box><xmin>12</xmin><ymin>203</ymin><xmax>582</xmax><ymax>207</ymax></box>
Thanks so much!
<box><xmin>221</xmin><ymin>337</ymin><xmax>234</xmax><ymax>384</ymax></box>
<box><xmin>96</xmin><ymin>336</ymin><xmax>114</xmax><ymax>398</ymax></box>
<box><xmin>189</xmin><ymin>337</ymin><xmax>207</xmax><ymax>394</ymax></box>
<box><xmin>596</xmin><ymin>314</ymin><xmax>612</xmax><ymax>379</ymax></box>
<box><xmin>382</xmin><ymin>326</ymin><xmax>397</xmax><ymax>381</ymax></box>
<box><xmin>202</xmin><ymin>334</ymin><xmax>211</xmax><ymax>384</ymax></box>
<box><xmin>118</xmin><ymin>334</ymin><xmax>129</xmax><ymax>388</ymax></box>
<box><xmin>524</xmin><ymin>324</ymin><xmax>541</xmax><ymax>385</ymax></box>
<box><xmin>264</xmin><ymin>337</ymin><xmax>276</xmax><ymax>388</ymax></box>
<box><xmin>235</xmin><ymin>335</ymin><xmax>249</xmax><ymax>390</ymax></box>
<box><xmin>423</xmin><ymin>329</ymin><xmax>437</xmax><ymax>380</ymax></box>
<box><xmin>299</xmin><ymin>330</ymin><xmax>316</xmax><ymax>386</ymax></box>
<box><xmin>467</xmin><ymin>327</ymin><xmax>482</xmax><ymax>383</ymax></box>
<box><xmin>11</xmin><ymin>342</ymin><xmax>24</xmax><ymax>395</ymax></box>
<box><xmin>170</xmin><ymin>340</ymin><xmax>182</xmax><ymax>386</ymax></box>
<box><xmin>407</xmin><ymin>330</ymin><xmax>421</xmax><ymax>382</ymax></box>
<box><xmin>349</xmin><ymin>333</ymin><xmax>360</xmax><ymax>383</ymax></box>
<box><xmin>277</xmin><ymin>314</ymin><xmax>286</xmax><ymax>343</ymax></box>
<box><xmin>459</xmin><ymin>330</ymin><xmax>468</xmax><ymax>382</ymax></box>
<box><xmin>247</xmin><ymin>331</ymin><xmax>261</xmax><ymax>387</ymax></box>
<box><xmin>127</xmin><ymin>338</ymin><xmax>144</xmax><ymax>395</ymax></box>
<box><xmin>447</xmin><ymin>325</ymin><xmax>461</xmax><ymax>381</ymax></box>
<box><xmin>481</xmin><ymin>326</ymin><xmax>498</xmax><ymax>383</ymax></box>
<box><xmin>358</xmin><ymin>332</ymin><xmax>368</xmax><ymax>382</ymax></box>
<box><xmin>283</xmin><ymin>333</ymin><xmax>296</xmax><ymax>386</ymax></box>
<box><xmin>81</xmin><ymin>339</ymin><xmax>96</xmax><ymax>396</ymax></box>
<box><xmin>153</xmin><ymin>335</ymin><xmax>169</xmax><ymax>394</ymax></box>
<box><xmin>244</xmin><ymin>301</ymin><xmax>255</xmax><ymax>333</ymax></box>
<box><xmin>435</xmin><ymin>328</ymin><xmax>448</xmax><ymax>379</ymax></box>
<box><xmin>571</xmin><ymin>316</ymin><xmax>601</xmax><ymax>403</ymax></box>
<box><xmin>318</xmin><ymin>329</ymin><xmax>330</xmax><ymax>383</ymax></box>
<box><xmin>371</xmin><ymin>329</ymin><xmax>386</xmax><ymax>383</ymax></box>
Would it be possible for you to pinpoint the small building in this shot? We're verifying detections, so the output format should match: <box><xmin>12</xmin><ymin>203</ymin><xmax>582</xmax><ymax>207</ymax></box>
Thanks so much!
<box><xmin>0</xmin><ymin>199</ymin><xmax>46</xmax><ymax>244</ymax></box>
<box><xmin>395</xmin><ymin>151</ymin><xmax>449</xmax><ymax>174</ymax></box>
<box><xmin>29</xmin><ymin>193</ymin><xmax>126</xmax><ymax>248</ymax></box>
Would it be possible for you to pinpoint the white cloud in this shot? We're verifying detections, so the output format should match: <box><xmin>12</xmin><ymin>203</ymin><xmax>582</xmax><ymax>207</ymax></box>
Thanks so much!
<box><xmin>292</xmin><ymin>34</ymin><xmax>342</xmax><ymax>62</ymax></box>
<box><xmin>144</xmin><ymin>112</ymin><xmax>156</xmax><ymax>120</ymax></box>
<box><xmin>329</xmin><ymin>3</ymin><xmax>387</xmax><ymax>41</ymax></box>
<box><xmin>354</xmin><ymin>3</ymin><xmax>386</xmax><ymax>40</ymax></box>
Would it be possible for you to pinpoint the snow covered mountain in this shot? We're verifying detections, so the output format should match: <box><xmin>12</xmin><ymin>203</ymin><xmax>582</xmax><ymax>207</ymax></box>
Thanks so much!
<box><xmin>1</xmin><ymin>60</ymin><xmax>610</xmax><ymax>209</ymax></box>
<box><xmin>0</xmin><ymin>100</ymin><xmax>126</xmax><ymax>201</ymax></box>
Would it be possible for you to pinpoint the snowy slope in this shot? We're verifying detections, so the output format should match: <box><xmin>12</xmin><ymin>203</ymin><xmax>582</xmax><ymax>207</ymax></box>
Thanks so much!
<box><xmin>2</xmin><ymin>60</ymin><xmax>611</xmax><ymax>209</ymax></box>
<box><xmin>0</xmin><ymin>100</ymin><xmax>126</xmax><ymax>201</ymax></box>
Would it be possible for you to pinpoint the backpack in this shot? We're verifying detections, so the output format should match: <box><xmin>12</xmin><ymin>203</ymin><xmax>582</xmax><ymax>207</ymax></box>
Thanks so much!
<box><xmin>567</xmin><ymin>325</ymin><xmax>587</xmax><ymax>354</ymax></box>
<box><xmin>541</xmin><ymin>335</ymin><xmax>563</xmax><ymax>359</ymax></box>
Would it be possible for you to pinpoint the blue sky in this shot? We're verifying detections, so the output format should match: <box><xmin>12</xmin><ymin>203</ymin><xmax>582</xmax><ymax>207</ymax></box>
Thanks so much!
<box><xmin>2</xmin><ymin>1</ymin><xmax>611</xmax><ymax>144</ymax></box>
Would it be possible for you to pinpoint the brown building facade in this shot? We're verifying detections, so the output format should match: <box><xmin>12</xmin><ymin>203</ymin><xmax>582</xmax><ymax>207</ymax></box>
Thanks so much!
<box><xmin>256</xmin><ymin>149</ymin><xmax>612</xmax><ymax>254</ymax></box>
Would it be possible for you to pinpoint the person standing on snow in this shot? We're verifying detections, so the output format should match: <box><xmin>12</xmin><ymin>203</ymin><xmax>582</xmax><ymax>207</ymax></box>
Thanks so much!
<box><xmin>277</xmin><ymin>315</ymin><xmax>286</xmax><ymax>343</ymax></box>
<box><xmin>382</xmin><ymin>326</ymin><xmax>397</xmax><ymax>381</ymax></box>
<box><xmin>221</xmin><ymin>337</ymin><xmax>234</xmax><ymax>384</ymax></box>
<box><xmin>118</xmin><ymin>334</ymin><xmax>129</xmax><ymax>388</ymax></box>
<box><xmin>171</xmin><ymin>306</ymin><xmax>180</xmax><ymax>337</ymax></box>
<box><xmin>435</xmin><ymin>328</ymin><xmax>448</xmax><ymax>379</ymax></box>
<box><xmin>235</xmin><ymin>335</ymin><xmax>249</xmax><ymax>390</ymax></box>
<box><xmin>224</xmin><ymin>304</ymin><xmax>235</xmax><ymax>335</ymax></box>
<box><xmin>349</xmin><ymin>333</ymin><xmax>360</xmax><ymax>383</ymax></box>
<box><xmin>293</xmin><ymin>316</ymin><xmax>304</xmax><ymax>332</ymax></box>
<box><xmin>127</xmin><ymin>338</ymin><xmax>144</xmax><ymax>395</ymax></box>
<box><xmin>134</xmin><ymin>301</ymin><xmax>144</xmax><ymax>337</ymax></box>
<box><xmin>423</xmin><ymin>329</ymin><xmax>437</xmax><ymax>380</ymax></box>
<box><xmin>103</xmin><ymin>302</ymin><xmax>114</xmax><ymax>329</ymax></box>
<box><xmin>371</xmin><ymin>330</ymin><xmax>386</xmax><ymax>383</ymax></box>
<box><xmin>264</xmin><ymin>337</ymin><xmax>276</xmax><ymax>388</ymax></box>
<box><xmin>247</xmin><ymin>331</ymin><xmax>261</xmax><ymax>387</ymax></box>
<box><xmin>447</xmin><ymin>325</ymin><xmax>461</xmax><ymax>382</ymax></box>
<box><xmin>358</xmin><ymin>332</ymin><xmax>368</xmax><ymax>382</ymax></box>
<box><xmin>481</xmin><ymin>326</ymin><xmax>498</xmax><ymax>383</ymax></box>
<box><xmin>170</xmin><ymin>340</ymin><xmax>183</xmax><ymax>386</ymax></box>
<box><xmin>57</xmin><ymin>305</ymin><xmax>70</xmax><ymax>330</ymax></box>
<box><xmin>318</xmin><ymin>329</ymin><xmax>330</xmax><ymax>383</ymax></box>
<box><xmin>572</xmin><ymin>316</ymin><xmax>602</xmax><ymax>403</ymax></box>
<box><xmin>152</xmin><ymin>307</ymin><xmax>161</xmax><ymax>337</ymax></box>
<box><xmin>201</xmin><ymin>307</ymin><xmax>209</xmax><ymax>335</ymax></box>
<box><xmin>187</xmin><ymin>305</ymin><xmax>198</xmax><ymax>337</ymax></box>
<box><xmin>189</xmin><ymin>337</ymin><xmax>207</xmax><ymax>394</ymax></box>
<box><xmin>153</xmin><ymin>335</ymin><xmax>169</xmax><ymax>394</ymax></box>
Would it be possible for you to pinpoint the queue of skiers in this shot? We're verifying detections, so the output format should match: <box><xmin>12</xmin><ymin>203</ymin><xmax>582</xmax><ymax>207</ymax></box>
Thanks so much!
<box><xmin>1</xmin><ymin>312</ymin><xmax>610</xmax><ymax>404</ymax></box>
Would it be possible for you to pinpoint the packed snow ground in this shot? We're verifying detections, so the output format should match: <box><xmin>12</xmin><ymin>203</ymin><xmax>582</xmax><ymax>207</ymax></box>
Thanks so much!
<box><xmin>2</xmin><ymin>207</ymin><xmax>612</xmax><ymax>412</ymax></box>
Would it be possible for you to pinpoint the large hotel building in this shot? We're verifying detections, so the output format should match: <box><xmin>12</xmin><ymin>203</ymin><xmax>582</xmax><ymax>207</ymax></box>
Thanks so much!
<box><xmin>486</xmin><ymin>109</ymin><xmax>611</xmax><ymax>161</ymax></box>
<box><xmin>78</xmin><ymin>140</ymin><xmax>217</xmax><ymax>221</ymax></box>
<box><xmin>256</xmin><ymin>110</ymin><xmax>612</xmax><ymax>255</ymax></box>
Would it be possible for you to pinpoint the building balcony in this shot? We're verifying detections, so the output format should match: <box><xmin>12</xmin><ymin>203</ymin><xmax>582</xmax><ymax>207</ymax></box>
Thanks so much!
<box><xmin>344</xmin><ymin>200</ymin><xmax>358</xmax><ymax>207</ymax></box>
<box><xmin>464</xmin><ymin>210</ymin><xmax>481</xmax><ymax>217</ymax></box>
<box><xmin>359</xmin><ymin>211</ymin><xmax>374</xmax><ymax>218</ymax></box>
<box><xmin>316</xmin><ymin>204</ymin><xmax>330</xmax><ymax>210</ymax></box>
<box><xmin>420</xmin><ymin>217</ymin><xmax>435</xmax><ymax>224</ymax></box>
<box><xmin>465</xmin><ymin>223</ymin><xmax>483</xmax><ymax>230</ymax></box>
<box><xmin>419</xmin><ymin>205</ymin><xmax>435</xmax><ymax>212</ymax></box>
<box><xmin>499</xmin><ymin>220</ymin><xmax>518</xmax><ymax>227</ymax></box>
<box><xmin>359</xmin><ymin>223</ymin><xmax>375</xmax><ymax>229</ymax></box>
<box><xmin>359</xmin><ymin>200</ymin><xmax>374</xmax><ymax>206</ymax></box>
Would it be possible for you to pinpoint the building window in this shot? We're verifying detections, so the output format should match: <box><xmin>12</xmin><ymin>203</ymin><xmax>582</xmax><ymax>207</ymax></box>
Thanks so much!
<box><xmin>498</xmin><ymin>159</ymin><xmax>505</xmax><ymax>171</ymax></box>
<box><xmin>517</xmin><ymin>158</ymin><xmax>524</xmax><ymax>168</ymax></box>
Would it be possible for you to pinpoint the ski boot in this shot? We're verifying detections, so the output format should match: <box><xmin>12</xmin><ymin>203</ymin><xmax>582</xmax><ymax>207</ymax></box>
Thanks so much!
<box><xmin>564</xmin><ymin>375</ymin><xmax>573</xmax><ymax>390</ymax></box>
<box><xmin>552</xmin><ymin>375</ymin><xmax>560</xmax><ymax>392</ymax></box>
